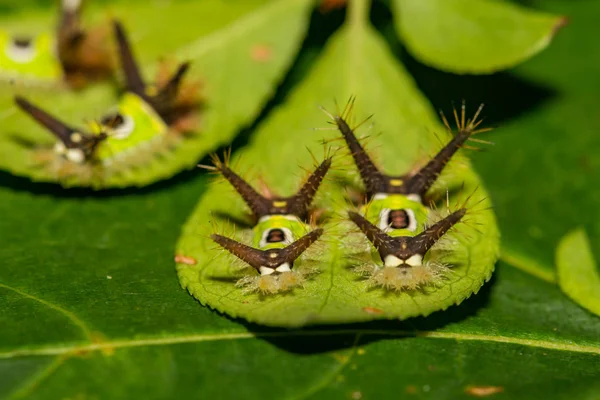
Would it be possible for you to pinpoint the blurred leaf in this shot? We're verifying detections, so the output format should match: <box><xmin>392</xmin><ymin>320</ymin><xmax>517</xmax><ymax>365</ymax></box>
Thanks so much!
<box><xmin>0</xmin><ymin>0</ymin><xmax>312</xmax><ymax>188</ymax></box>
<box><xmin>556</xmin><ymin>228</ymin><xmax>600</xmax><ymax>317</ymax></box>
<box><xmin>176</xmin><ymin>4</ymin><xmax>499</xmax><ymax>327</ymax></box>
<box><xmin>391</xmin><ymin>0</ymin><xmax>565</xmax><ymax>74</ymax></box>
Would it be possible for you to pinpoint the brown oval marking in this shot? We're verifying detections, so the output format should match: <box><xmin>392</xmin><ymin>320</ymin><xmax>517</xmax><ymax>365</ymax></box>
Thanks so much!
<box><xmin>362</xmin><ymin>306</ymin><xmax>384</xmax><ymax>315</ymax></box>
<box><xmin>319</xmin><ymin>0</ymin><xmax>347</xmax><ymax>12</ymax></box>
<box><xmin>175</xmin><ymin>254</ymin><xmax>197</xmax><ymax>265</ymax></box>
<box><xmin>405</xmin><ymin>385</ymin><xmax>417</xmax><ymax>394</ymax></box>
<box><xmin>465</xmin><ymin>386</ymin><xmax>504</xmax><ymax>397</ymax></box>
<box><xmin>250</xmin><ymin>44</ymin><xmax>272</xmax><ymax>62</ymax></box>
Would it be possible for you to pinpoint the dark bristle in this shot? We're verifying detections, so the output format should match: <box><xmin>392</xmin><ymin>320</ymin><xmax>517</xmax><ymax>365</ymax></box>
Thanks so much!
<box><xmin>280</xmin><ymin>228</ymin><xmax>323</xmax><ymax>262</ymax></box>
<box><xmin>212</xmin><ymin>157</ymin><xmax>272</xmax><ymax>219</ymax></box>
<box><xmin>58</xmin><ymin>0</ymin><xmax>84</xmax><ymax>45</ymax></box>
<box><xmin>334</xmin><ymin>114</ymin><xmax>387</xmax><ymax>196</ymax></box>
<box><xmin>347</xmin><ymin>211</ymin><xmax>396</xmax><ymax>255</ymax></box>
<box><xmin>349</xmin><ymin>207</ymin><xmax>465</xmax><ymax>264</ymax></box>
<box><xmin>212</xmin><ymin>229</ymin><xmax>323</xmax><ymax>272</ymax></box>
<box><xmin>401</xmin><ymin>104</ymin><xmax>489</xmax><ymax>197</ymax></box>
<box><xmin>153</xmin><ymin>62</ymin><xmax>191</xmax><ymax>112</ymax></box>
<box><xmin>214</xmin><ymin>153</ymin><xmax>332</xmax><ymax>220</ymax></box>
<box><xmin>15</xmin><ymin>96</ymin><xmax>77</xmax><ymax>147</ymax></box>
<box><xmin>113</xmin><ymin>20</ymin><xmax>146</xmax><ymax>97</ymax></box>
<box><xmin>211</xmin><ymin>234</ymin><xmax>265</xmax><ymax>272</ymax></box>
<box><xmin>15</xmin><ymin>95</ymin><xmax>106</xmax><ymax>157</ymax></box>
<box><xmin>407</xmin><ymin>208</ymin><xmax>466</xmax><ymax>255</ymax></box>
<box><xmin>287</xmin><ymin>158</ymin><xmax>332</xmax><ymax>219</ymax></box>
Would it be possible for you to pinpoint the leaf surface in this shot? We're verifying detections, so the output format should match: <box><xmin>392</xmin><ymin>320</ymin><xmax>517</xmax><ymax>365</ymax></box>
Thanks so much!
<box><xmin>0</xmin><ymin>0</ymin><xmax>312</xmax><ymax>188</ymax></box>
<box><xmin>556</xmin><ymin>228</ymin><xmax>600</xmax><ymax>317</ymax></box>
<box><xmin>176</xmin><ymin>10</ymin><xmax>499</xmax><ymax>327</ymax></box>
<box><xmin>470</xmin><ymin>0</ymin><xmax>600</xmax><ymax>281</ymax></box>
<box><xmin>391</xmin><ymin>0</ymin><xmax>565</xmax><ymax>74</ymax></box>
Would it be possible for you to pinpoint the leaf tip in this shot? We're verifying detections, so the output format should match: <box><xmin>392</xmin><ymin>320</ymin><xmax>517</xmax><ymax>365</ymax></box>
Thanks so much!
<box><xmin>551</xmin><ymin>16</ymin><xmax>569</xmax><ymax>38</ymax></box>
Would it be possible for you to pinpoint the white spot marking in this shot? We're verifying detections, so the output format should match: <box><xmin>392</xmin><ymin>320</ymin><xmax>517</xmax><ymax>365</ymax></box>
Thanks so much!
<box><xmin>259</xmin><ymin>266</ymin><xmax>275</xmax><ymax>275</ymax></box>
<box><xmin>70</xmin><ymin>132</ymin><xmax>82</xmax><ymax>143</ymax></box>
<box><xmin>65</xmin><ymin>148</ymin><xmax>85</xmax><ymax>163</ymax></box>
<box><xmin>405</xmin><ymin>254</ymin><xmax>423</xmax><ymax>267</ymax></box>
<box><xmin>373</xmin><ymin>193</ymin><xmax>389</xmax><ymax>201</ymax></box>
<box><xmin>54</xmin><ymin>141</ymin><xmax>66</xmax><ymax>154</ymax></box>
<box><xmin>275</xmin><ymin>263</ymin><xmax>291</xmax><ymax>272</ymax></box>
<box><xmin>6</xmin><ymin>39</ymin><xmax>36</xmax><ymax>63</ymax></box>
<box><xmin>406</xmin><ymin>194</ymin><xmax>422</xmax><ymax>203</ymax></box>
<box><xmin>405</xmin><ymin>209</ymin><xmax>417</xmax><ymax>232</ymax></box>
<box><xmin>62</xmin><ymin>0</ymin><xmax>81</xmax><ymax>12</ymax></box>
<box><xmin>257</xmin><ymin>214</ymin><xmax>301</xmax><ymax>223</ymax></box>
<box><xmin>384</xmin><ymin>255</ymin><xmax>402</xmax><ymax>268</ymax></box>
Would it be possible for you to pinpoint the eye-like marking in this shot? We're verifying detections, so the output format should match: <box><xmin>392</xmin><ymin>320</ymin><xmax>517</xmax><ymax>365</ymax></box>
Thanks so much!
<box><xmin>5</xmin><ymin>37</ymin><xmax>37</xmax><ymax>63</ymax></box>
<box><xmin>259</xmin><ymin>227</ymin><xmax>294</xmax><ymax>248</ymax></box>
<box><xmin>377</xmin><ymin>208</ymin><xmax>417</xmax><ymax>232</ymax></box>
<box><xmin>101</xmin><ymin>112</ymin><xmax>135</xmax><ymax>139</ymax></box>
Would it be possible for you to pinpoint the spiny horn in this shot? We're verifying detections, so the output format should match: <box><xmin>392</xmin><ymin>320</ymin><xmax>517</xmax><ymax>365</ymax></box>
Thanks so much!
<box><xmin>15</xmin><ymin>96</ymin><xmax>78</xmax><ymax>148</ymax></box>
<box><xmin>287</xmin><ymin>158</ymin><xmax>332</xmax><ymax>219</ymax></box>
<box><xmin>215</xmin><ymin>162</ymin><xmax>272</xmax><ymax>218</ymax></box>
<box><xmin>402</xmin><ymin>104</ymin><xmax>487</xmax><ymax>197</ymax></box>
<box><xmin>113</xmin><ymin>20</ymin><xmax>146</xmax><ymax>97</ymax></box>
<box><xmin>59</xmin><ymin>0</ymin><xmax>84</xmax><ymax>43</ymax></box>
<box><xmin>335</xmin><ymin>115</ymin><xmax>387</xmax><ymax>196</ymax></box>
<box><xmin>280</xmin><ymin>228</ymin><xmax>324</xmax><ymax>262</ymax></box>
<box><xmin>211</xmin><ymin>234</ymin><xmax>265</xmax><ymax>272</ymax></box>
<box><xmin>407</xmin><ymin>208</ymin><xmax>466</xmax><ymax>255</ymax></box>
<box><xmin>156</xmin><ymin>62</ymin><xmax>190</xmax><ymax>102</ymax></box>
<box><xmin>347</xmin><ymin>211</ymin><xmax>396</xmax><ymax>257</ymax></box>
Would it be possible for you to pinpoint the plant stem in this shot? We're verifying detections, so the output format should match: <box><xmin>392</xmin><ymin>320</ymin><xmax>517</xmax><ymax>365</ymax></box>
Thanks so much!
<box><xmin>348</xmin><ymin>0</ymin><xmax>371</xmax><ymax>27</ymax></box>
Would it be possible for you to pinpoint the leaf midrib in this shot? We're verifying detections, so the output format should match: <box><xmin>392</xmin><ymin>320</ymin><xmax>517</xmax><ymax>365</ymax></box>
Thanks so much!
<box><xmin>1</xmin><ymin>328</ymin><xmax>598</xmax><ymax>361</ymax></box>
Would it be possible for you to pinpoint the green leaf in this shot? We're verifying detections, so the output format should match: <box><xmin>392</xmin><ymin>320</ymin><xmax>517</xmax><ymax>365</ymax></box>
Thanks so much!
<box><xmin>556</xmin><ymin>228</ymin><xmax>600</xmax><ymax>317</ymax></box>
<box><xmin>176</xmin><ymin>5</ymin><xmax>499</xmax><ymax>327</ymax></box>
<box><xmin>472</xmin><ymin>1</ymin><xmax>600</xmax><ymax>281</ymax></box>
<box><xmin>391</xmin><ymin>0</ymin><xmax>566</xmax><ymax>74</ymax></box>
<box><xmin>0</xmin><ymin>0</ymin><xmax>312</xmax><ymax>188</ymax></box>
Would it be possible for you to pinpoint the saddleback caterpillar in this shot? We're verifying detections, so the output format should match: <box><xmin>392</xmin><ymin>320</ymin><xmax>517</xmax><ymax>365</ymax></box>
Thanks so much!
<box><xmin>0</xmin><ymin>0</ymin><xmax>113</xmax><ymax>87</ymax></box>
<box><xmin>327</xmin><ymin>100</ymin><xmax>490</xmax><ymax>291</ymax></box>
<box><xmin>15</xmin><ymin>20</ymin><xmax>201</xmax><ymax>185</ymax></box>
<box><xmin>202</xmin><ymin>152</ymin><xmax>331</xmax><ymax>295</ymax></box>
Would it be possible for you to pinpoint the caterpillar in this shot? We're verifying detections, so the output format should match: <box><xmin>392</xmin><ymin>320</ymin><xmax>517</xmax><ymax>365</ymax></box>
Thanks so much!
<box><xmin>203</xmin><ymin>152</ymin><xmax>331</xmax><ymax>295</ymax></box>
<box><xmin>327</xmin><ymin>100</ymin><xmax>489</xmax><ymax>291</ymax></box>
<box><xmin>0</xmin><ymin>0</ymin><xmax>113</xmax><ymax>87</ymax></box>
<box><xmin>14</xmin><ymin>20</ymin><xmax>201</xmax><ymax>184</ymax></box>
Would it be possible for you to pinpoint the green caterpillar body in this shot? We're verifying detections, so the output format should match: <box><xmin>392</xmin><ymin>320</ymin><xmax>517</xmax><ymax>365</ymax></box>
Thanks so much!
<box><xmin>0</xmin><ymin>32</ymin><xmax>62</xmax><ymax>82</ymax></box>
<box><xmin>94</xmin><ymin>93</ymin><xmax>168</xmax><ymax>165</ymax></box>
<box><xmin>331</xmin><ymin>103</ymin><xmax>488</xmax><ymax>290</ymax></box>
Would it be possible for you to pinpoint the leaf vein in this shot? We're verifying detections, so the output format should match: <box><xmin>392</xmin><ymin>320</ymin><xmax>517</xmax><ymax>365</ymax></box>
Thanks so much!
<box><xmin>0</xmin><ymin>283</ymin><xmax>93</xmax><ymax>341</ymax></box>
<box><xmin>1</xmin><ymin>329</ymin><xmax>598</xmax><ymax>360</ymax></box>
